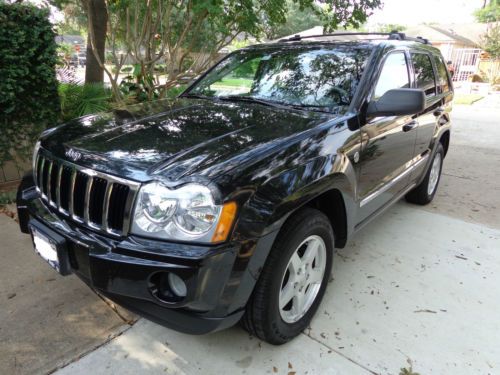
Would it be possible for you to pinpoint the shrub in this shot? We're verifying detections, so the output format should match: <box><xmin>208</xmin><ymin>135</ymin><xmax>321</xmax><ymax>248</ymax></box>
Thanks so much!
<box><xmin>59</xmin><ymin>83</ymin><xmax>112</xmax><ymax>122</ymax></box>
<box><xmin>0</xmin><ymin>3</ymin><xmax>60</xmax><ymax>167</ymax></box>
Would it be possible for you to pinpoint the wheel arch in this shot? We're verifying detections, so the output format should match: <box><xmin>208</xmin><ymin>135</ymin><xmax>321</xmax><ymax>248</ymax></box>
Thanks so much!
<box><xmin>439</xmin><ymin>129</ymin><xmax>450</xmax><ymax>157</ymax></box>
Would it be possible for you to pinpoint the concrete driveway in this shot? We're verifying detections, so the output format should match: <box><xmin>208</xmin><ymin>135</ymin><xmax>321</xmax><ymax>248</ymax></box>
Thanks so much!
<box><xmin>2</xmin><ymin>95</ymin><xmax>500</xmax><ymax>375</ymax></box>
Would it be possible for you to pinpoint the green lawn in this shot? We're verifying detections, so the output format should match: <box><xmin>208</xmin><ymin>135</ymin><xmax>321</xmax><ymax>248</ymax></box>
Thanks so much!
<box><xmin>453</xmin><ymin>94</ymin><xmax>484</xmax><ymax>105</ymax></box>
<box><xmin>214</xmin><ymin>77</ymin><xmax>253</xmax><ymax>88</ymax></box>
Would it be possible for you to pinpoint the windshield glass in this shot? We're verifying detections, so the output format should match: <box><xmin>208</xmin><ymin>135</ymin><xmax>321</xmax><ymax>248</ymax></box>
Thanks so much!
<box><xmin>187</xmin><ymin>45</ymin><xmax>372</xmax><ymax>112</ymax></box>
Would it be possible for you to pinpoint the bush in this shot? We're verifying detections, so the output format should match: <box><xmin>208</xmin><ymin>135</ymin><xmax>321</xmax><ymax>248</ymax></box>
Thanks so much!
<box><xmin>0</xmin><ymin>3</ymin><xmax>60</xmax><ymax>167</ymax></box>
<box><xmin>59</xmin><ymin>83</ymin><xmax>111</xmax><ymax>122</ymax></box>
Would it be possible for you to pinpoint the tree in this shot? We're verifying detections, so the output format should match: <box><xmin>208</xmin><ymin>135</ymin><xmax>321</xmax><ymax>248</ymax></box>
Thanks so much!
<box><xmin>481</xmin><ymin>23</ymin><xmax>500</xmax><ymax>59</ymax></box>
<box><xmin>474</xmin><ymin>0</ymin><xmax>499</xmax><ymax>23</ymax></box>
<box><xmin>373</xmin><ymin>23</ymin><xmax>405</xmax><ymax>33</ymax></box>
<box><xmin>263</xmin><ymin>0</ymin><xmax>322</xmax><ymax>40</ymax></box>
<box><xmin>84</xmin><ymin>0</ymin><xmax>382</xmax><ymax>102</ymax></box>
<box><xmin>83</xmin><ymin>0</ymin><xmax>108</xmax><ymax>83</ymax></box>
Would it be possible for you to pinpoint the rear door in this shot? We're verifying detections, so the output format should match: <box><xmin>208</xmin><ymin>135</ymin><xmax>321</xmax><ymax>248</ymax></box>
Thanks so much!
<box><xmin>408</xmin><ymin>51</ymin><xmax>442</xmax><ymax>179</ymax></box>
<box><xmin>356</xmin><ymin>51</ymin><xmax>417</xmax><ymax>223</ymax></box>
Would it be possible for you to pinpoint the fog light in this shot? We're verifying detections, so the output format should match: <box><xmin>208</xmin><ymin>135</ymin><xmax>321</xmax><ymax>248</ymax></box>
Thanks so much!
<box><xmin>168</xmin><ymin>273</ymin><xmax>187</xmax><ymax>298</ymax></box>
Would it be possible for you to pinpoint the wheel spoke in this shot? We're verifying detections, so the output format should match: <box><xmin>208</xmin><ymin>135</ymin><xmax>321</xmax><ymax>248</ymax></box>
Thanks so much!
<box><xmin>280</xmin><ymin>283</ymin><xmax>295</xmax><ymax>309</ymax></box>
<box><xmin>292</xmin><ymin>291</ymin><xmax>305</xmax><ymax>317</ymax></box>
<box><xmin>288</xmin><ymin>252</ymin><xmax>301</xmax><ymax>276</ymax></box>
<box><xmin>302</xmin><ymin>240</ymin><xmax>319</xmax><ymax>267</ymax></box>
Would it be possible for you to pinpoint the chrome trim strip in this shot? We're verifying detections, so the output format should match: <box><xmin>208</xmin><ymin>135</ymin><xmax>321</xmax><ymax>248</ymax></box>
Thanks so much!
<box><xmin>39</xmin><ymin>157</ymin><xmax>46</xmax><ymax>198</ymax></box>
<box><xmin>122</xmin><ymin>188</ymin><xmax>137</xmax><ymax>235</ymax></box>
<box><xmin>68</xmin><ymin>168</ymin><xmax>77</xmax><ymax>217</ymax></box>
<box><xmin>34</xmin><ymin>152</ymin><xmax>41</xmax><ymax>194</ymax></box>
<box><xmin>83</xmin><ymin>176</ymin><xmax>93</xmax><ymax>224</ymax></box>
<box><xmin>56</xmin><ymin>164</ymin><xmax>63</xmax><ymax>209</ymax></box>
<box><xmin>360</xmin><ymin>155</ymin><xmax>429</xmax><ymax>207</ymax></box>
<box><xmin>102</xmin><ymin>182</ymin><xmax>113</xmax><ymax>232</ymax></box>
<box><xmin>47</xmin><ymin>161</ymin><xmax>55</xmax><ymax>206</ymax></box>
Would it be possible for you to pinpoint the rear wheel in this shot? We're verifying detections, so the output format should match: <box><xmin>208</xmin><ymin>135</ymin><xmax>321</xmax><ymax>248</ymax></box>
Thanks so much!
<box><xmin>406</xmin><ymin>143</ymin><xmax>444</xmax><ymax>205</ymax></box>
<box><xmin>241</xmin><ymin>208</ymin><xmax>334</xmax><ymax>345</ymax></box>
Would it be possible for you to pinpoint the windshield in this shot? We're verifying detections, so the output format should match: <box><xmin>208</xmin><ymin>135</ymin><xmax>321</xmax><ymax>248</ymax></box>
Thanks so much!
<box><xmin>186</xmin><ymin>46</ymin><xmax>372</xmax><ymax>113</ymax></box>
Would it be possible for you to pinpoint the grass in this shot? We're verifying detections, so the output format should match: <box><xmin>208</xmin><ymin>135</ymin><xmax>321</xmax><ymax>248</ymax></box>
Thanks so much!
<box><xmin>214</xmin><ymin>77</ymin><xmax>252</xmax><ymax>88</ymax></box>
<box><xmin>0</xmin><ymin>190</ymin><xmax>16</xmax><ymax>205</ymax></box>
<box><xmin>454</xmin><ymin>94</ymin><xmax>484</xmax><ymax>105</ymax></box>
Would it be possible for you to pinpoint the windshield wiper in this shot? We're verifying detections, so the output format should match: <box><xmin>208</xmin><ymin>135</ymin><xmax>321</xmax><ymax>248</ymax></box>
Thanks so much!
<box><xmin>288</xmin><ymin>103</ymin><xmax>338</xmax><ymax>114</ymax></box>
<box><xmin>217</xmin><ymin>95</ymin><xmax>284</xmax><ymax>108</ymax></box>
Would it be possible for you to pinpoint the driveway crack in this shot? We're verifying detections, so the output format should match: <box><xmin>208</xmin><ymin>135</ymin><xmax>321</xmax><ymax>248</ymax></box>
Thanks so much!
<box><xmin>301</xmin><ymin>331</ymin><xmax>379</xmax><ymax>375</ymax></box>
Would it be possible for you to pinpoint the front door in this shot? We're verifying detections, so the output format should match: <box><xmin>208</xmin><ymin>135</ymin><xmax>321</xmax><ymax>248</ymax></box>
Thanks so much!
<box><xmin>356</xmin><ymin>51</ymin><xmax>417</xmax><ymax>223</ymax></box>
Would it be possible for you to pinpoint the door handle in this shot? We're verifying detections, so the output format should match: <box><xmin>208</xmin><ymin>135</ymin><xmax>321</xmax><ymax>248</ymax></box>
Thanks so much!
<box><xmin>402</xmin><ymin>121</ymin><xmax>417</xmax><ymax>132</ymax></box>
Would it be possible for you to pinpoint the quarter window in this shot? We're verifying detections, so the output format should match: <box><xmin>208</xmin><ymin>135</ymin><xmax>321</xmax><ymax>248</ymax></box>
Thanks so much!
<box><xmin>373</xmin><ymin>52</ymin><xmax>410</xmax><ymax>100</ymax></box>
<box><xmin>411</xmin><ymin>53</ymin><xmax>437</xmax><ymax>97</ymax></box>
<box><xmin>433</xmin><ymin>55</ymin><xmax>451</xmax><ymax>94</ymax></box>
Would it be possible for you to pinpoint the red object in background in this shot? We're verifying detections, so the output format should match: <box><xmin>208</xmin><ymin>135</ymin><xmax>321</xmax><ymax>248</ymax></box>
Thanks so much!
<box><xmin>75</xmin><ymin>45</ymin><xmax>80</xmax><ymax>52</ymax></box>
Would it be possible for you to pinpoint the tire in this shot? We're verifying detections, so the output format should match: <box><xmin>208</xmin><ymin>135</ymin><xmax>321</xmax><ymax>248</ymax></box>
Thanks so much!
<box><xmin>241</xmin><ymin>208</ymin><xmax>334</xmax><ymax>345</ymax></box>
<box><xmin>405</xmin><ymin>143</ymin><xmax>444</xmax><ymax>205</ymax></box>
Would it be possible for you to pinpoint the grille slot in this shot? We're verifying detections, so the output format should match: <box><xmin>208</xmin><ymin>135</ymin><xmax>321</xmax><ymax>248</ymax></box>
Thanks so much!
<box><xmin>34</xmin><ymin>152</ymin><xmax>139</xmax><ymax>236</ymax></box>
<box><xmin>108</xmin><ymin>184</ymin><xmax>130</xmax><ymax>232</ymax></box>
<box><xmin>89</xmin><ymin>177</ymin><xmax>107</xmax><ymax>225</ymax></box>
<box><xmin>73</xmin><ymin>171</ymin><xmax>88</xmax><ymax>219</ymax></box>
<box><xmin>59</xmin><ymin>166</ymin><xmax>72</xmax><ymax>212</ymax></box>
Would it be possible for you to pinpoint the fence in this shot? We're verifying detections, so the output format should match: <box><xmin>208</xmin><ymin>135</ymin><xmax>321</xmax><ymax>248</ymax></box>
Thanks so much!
<box><xmin>450</xmin><ymin>48</ymin><xmax>482</xmax><ymax>82</ymax></box>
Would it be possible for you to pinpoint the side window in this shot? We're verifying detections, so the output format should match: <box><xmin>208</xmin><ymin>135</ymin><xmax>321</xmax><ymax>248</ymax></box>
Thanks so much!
<box><xmin>373</xmin><ymin>52</ymin><xmax>410</xmax><ymax>100</ymax></box>
<box><xmin>433</xmin><ymin>55</ymin><xmax>451</xmax><ymax>94</ymax></box>
<box><xmin>411</xmin><ymin>53</ymin><xmax>437</xmax><ymax>97</ymax></box>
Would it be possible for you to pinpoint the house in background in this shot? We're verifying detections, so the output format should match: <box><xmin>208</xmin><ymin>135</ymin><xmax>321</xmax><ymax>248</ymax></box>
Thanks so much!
<box><xmin>403</xmin><ymin>23</ymin><xmax>491</xmax><ymax>82</ymax></box>
<box><xmin>278</xmin><ymin>24</ymin><xmax>496</xmax><ymax>84</ymax></box>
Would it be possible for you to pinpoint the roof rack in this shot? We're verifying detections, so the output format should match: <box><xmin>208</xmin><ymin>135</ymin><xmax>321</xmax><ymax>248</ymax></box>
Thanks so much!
<box><xmin>278</xmin><ymin>31</ymin><xmax>430</xmax><ymax>45</ymax></box>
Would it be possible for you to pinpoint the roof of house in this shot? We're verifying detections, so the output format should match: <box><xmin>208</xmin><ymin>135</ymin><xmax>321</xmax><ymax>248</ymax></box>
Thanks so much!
<box><xmin>394</xmin><ymin>23</ymin><xmax>488</xmax><ymax>47</ymax></box>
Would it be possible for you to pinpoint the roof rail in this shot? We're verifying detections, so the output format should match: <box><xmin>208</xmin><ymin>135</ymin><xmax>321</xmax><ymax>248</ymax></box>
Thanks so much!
<box><xmin>278</xmin><ymin>31</ymin><xmax>430</xmax><ymax>45</ymax></box>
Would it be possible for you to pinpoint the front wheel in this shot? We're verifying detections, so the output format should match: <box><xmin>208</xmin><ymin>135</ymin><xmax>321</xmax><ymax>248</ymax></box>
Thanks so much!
<box><xmin>406</xmin><ymin>143</ymin><xmax>444</xmax><ymax>205</ymax></box>
<box><xmin>241</xmin><ymin>208</ymin><xmax>334</xmax><ymax>345</ymax></box>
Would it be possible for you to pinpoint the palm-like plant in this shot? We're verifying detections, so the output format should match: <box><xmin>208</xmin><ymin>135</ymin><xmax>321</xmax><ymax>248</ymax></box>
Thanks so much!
<box><xmin>58</xmin><ymin>82</ymin><xmax>112</xmax><ymax>121</ymax></box>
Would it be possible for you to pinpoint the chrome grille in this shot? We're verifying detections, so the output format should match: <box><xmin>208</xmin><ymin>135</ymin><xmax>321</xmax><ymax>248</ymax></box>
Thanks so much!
<box><xmin>34</xmin><ymin>151</ymin><xmax>140</xmax><ymax>236</ymax></box>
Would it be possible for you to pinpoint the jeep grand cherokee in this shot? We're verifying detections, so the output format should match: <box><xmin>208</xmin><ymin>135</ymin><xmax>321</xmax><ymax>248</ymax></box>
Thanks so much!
<box><xmin>17</xmin><ymin>32</ymin><xmax>452</xmax><ymax>344</ymax></box>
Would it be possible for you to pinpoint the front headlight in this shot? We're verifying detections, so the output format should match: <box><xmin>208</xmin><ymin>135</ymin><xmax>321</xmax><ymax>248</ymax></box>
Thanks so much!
<box><xmin>131</xmin><ymin>182</ymin><xmax>237</xmax><ymax>243</ymax></box>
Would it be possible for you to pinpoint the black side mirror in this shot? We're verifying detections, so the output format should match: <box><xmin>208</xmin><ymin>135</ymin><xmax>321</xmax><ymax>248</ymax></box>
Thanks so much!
<box><xmin>366</xmin><ymin>89</ymin><xmax>425</xmax><ymax>117</ymax></box>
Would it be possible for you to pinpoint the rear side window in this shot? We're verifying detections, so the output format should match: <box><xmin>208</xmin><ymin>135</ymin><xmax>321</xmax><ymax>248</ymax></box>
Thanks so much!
<box><xmin>373</xmin><ymin>52</ymin><xmax>410</xmax><ymax>100</ymax></box>
<box><xmin>433</xmin><ymin>55</ymin><xmax>451</xmax><ymax>94</ymax></box>
<box><xmin>411</xmin><ymin>53</ymin><xmax>436</xmax><ymax>97</ymax></box>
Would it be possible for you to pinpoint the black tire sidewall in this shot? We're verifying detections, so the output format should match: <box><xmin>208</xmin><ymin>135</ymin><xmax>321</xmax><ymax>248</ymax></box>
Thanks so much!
<box><xmin>425</xmin><ymin>144</ymin><xmax>444</xmax><ymax>201</ymax></box>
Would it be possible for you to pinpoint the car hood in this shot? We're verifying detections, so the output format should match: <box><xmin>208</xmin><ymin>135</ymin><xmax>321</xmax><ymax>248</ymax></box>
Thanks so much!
<box><xmin>41</xmin><ymin>98</ymin><xmax>338</xmax><ymax>183</ymax></box>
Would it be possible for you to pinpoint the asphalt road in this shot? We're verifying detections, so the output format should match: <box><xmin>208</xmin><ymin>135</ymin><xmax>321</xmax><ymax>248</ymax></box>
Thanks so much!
<box><xmin>2</xmin><ymin>94</ymin><xmax>499</xmax><ymax>375</ymax></box>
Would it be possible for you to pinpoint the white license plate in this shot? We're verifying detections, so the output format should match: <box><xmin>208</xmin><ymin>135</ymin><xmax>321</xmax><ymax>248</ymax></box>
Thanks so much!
<box><xmin>32</xmin><ymin>229</ymin><xmax>60</xmax><ymax>270</ymax></box>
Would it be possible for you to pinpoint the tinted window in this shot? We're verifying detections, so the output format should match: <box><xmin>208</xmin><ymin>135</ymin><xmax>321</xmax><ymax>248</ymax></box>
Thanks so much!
<box><xmin>433</xmin><ymin>55</ymin><xmax>451</xmax><ymax>93</ymax></box>
<box><xmin>373</xmin><ymin>52</ymin><xmax>410</xmax><ymax>100</ymax></box>
<box><xmin>189</xmin><ymin>47</ymin><xmax>372</xmax><ymax>112</ymax></box>
<box><xmin>412</xmin><ymin>53</ymin><xmax>436</xmax><ymax>97</ymax></box>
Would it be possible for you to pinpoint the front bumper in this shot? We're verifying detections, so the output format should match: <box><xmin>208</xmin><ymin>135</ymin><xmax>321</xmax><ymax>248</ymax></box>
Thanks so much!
<box><xmin>17</xmin><ymin>174</ymin><xmax>277</xmax><ymax>334</ymax></box>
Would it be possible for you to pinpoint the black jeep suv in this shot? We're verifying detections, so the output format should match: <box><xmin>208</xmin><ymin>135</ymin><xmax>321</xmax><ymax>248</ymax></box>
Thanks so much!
<box><xmin>17</xmin><ymin>32</ymin><xmax>452</xmax><ymax>345</ymax></box>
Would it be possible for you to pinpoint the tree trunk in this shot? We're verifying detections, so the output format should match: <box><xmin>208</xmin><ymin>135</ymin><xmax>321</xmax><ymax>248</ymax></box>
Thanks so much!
<box><xmin>85</xmin><ymin>0</ymin><xmax>108</xmax><ymax>83</ymax></box>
